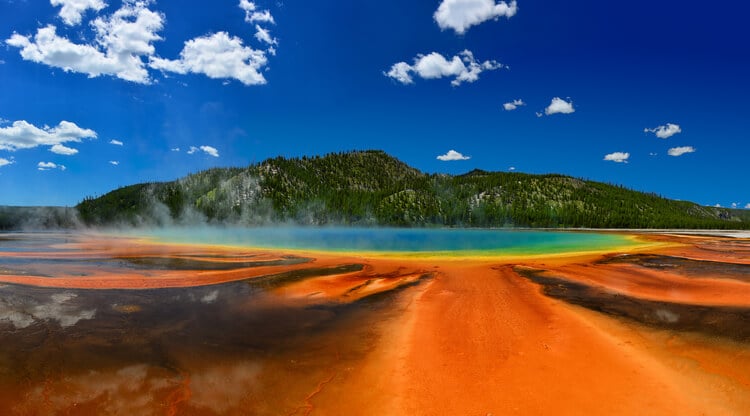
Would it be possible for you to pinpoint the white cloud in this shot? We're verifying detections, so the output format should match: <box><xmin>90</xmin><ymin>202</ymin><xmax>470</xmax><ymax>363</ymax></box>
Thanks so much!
<box><xmin>50</xmin><ymin>143</ymin><xmax>79</xmax><ymax>155</ymax></box>
<box><xmin>434</xmin><ymin>0</ymin><xmax>518</xmax><ymax>34</ymax></box>
<box><xmin>38</xmin><ymin>161</ymin><xmax>66</xmax><ymax>171</ymax></box>
<box><xmin>0</xmin><ymin>157</ymin><xmax>14</xmax><ymax>168</ymax></box>
<box><xmin>714</xmin><ymin>203</ymin><xmax>721</xmax><ymax>208</ymax></box>
<box><xmin>109</xmin><ymin>139</ymin><xmax>123</xmax><ymax>146</ymax></box>
<box><xmin>649</xmin><ymin>152</ymin><xmax>658</xmax><ymax>156</ymax></box>
<box><xmin>667</xmin><ymin>146</ymin><xmax>695</xmax><ymax>157</ymax></box>
<box><xmin>604</xmin><ymin>152</ymin><xmax>629</xmax><ymax>163</ymax></box>
<box><xmin>437</xmin><ymin>149</ymin><xmax>470</xmax><ymax>161</ymax></box>
<box><xmin>150</xmin><ymin>32</ymin><xmax>268</xmax><ymax>86</ymax></box>
<box><xmin>385</xmin><ymin>50</ymin><xmax>503</xmax><ymax>86</ymax></box>
<box><xmin>187</xmin><ymin>146</ymin><xmax>198</xmax><ymax>155</ymax></box>
<box><xmin>239</xmin><ymin>0</ymin><xmax>275</xmax><ymax>24</ymax></box>
<box><xmin>745</xmin><ymin>203</ymin><xmax>750</xmax><ymax>209</ymax></box>
<box><xmin>6</xmin><ymin>2</ymin><xmax>164</xmax><ymax>83</ymax></box>
<box><xmin>109</xmin><ymin>160</ymin><xmax>119</xmax><ymax>165</ymax></box>
<box><xmin>508</xmin><ymin>166</ymin><xmax>515</xmax><ymax>171</ymax></box>
<box><xmin>0</xmin><ymin>119</ymin><xmax>97</xmax><ymax>152</ymax></box>
<box><xmin>731</xmin><ymin>202</ymin><xmax>738</xmax><ymax>209</ymax></box>
<box><xmin>544</xmin><ymin>97</ymin><xmax>575</xmax><ymax>115</ymax></box>
<box><xmin>50</xmin><ymin>0</ymin><xmax>107</xmax><ymax>26</ymax></box>
<box><xmin>503</xmin><ymin>99</ymin><xmax>524</xmax><ymax>111</ymax></box>
<box><xmin>645</xmin><ymin>123</ymin><xmax>681</xmax><ymax>139</ymax></box>
<box><xmin>254</xmin><ymin>25</ymin><xmax>277</xmax><ymax>46</ymax></box>
<box><xmin>171</xmin><ymin>147</ymin><xmax>180</xmax><ymax>152</ymax></box>
<box><xmin>200</xmin><ymin>145</ymin><xmax>219</xmax><ymax>157</ymax></box>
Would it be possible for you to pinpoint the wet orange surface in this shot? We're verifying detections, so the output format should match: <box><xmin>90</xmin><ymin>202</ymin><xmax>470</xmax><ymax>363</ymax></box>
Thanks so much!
<box><xmin>0</xmin><ymin>231</ymin><xmax>748</xmax><ymax>415</ymax></box>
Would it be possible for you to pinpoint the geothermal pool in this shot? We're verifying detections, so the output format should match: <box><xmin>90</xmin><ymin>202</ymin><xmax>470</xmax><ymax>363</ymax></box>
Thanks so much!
<box><xmin>0</xmin><ymin>229</ymin><xmax>748</xmax><ymax>415</ymax></box>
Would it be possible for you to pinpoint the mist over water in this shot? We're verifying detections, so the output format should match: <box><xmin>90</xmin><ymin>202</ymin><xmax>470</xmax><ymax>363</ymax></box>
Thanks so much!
<box><xmin>131</xmin><ymin>227</ymin><xmax>636</xmax><ymax>255</ymax></box>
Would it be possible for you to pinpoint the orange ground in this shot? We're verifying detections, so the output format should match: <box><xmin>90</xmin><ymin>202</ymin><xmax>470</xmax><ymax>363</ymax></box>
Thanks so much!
<box><xmin>0</xmin><ymin>232</ymin><xmax>748</xmax><ymax>415</ymax></box>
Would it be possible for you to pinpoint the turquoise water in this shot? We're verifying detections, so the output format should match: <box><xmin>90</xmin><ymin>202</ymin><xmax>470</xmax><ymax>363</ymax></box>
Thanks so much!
<box><xmin>135</xmin><ymin>228</ymin><xmax>636</xmax><ymax>255</ymax></box>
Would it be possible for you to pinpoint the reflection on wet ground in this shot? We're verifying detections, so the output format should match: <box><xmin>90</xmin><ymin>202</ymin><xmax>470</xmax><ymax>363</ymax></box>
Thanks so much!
<box><xmin>515</xmin><ymin>266</ymin><xmax>750</xmax><ymax>342</ymax></box>
<box><xmin>0</xmin><ymin>231</ymin><xmax>748</xmax><ymax>415</ymax></box>
<box><xmin>598</xmin><ymin>253</ymin><xmax>750</xmax><ymax>281</ymax></box>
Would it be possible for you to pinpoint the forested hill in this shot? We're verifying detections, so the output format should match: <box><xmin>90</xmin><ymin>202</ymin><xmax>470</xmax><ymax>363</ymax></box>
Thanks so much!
<box><xmin>74</xmin><ymin>150</ymin><xmax>750</xmax><ymax>229</ymax></box>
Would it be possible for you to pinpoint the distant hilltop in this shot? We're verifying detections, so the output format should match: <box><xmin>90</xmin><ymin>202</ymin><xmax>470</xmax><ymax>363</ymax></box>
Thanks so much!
<box><xmin>3</xmin><ymin>150</ymin><xmax>749</xmax><ymax>230</ymax></box>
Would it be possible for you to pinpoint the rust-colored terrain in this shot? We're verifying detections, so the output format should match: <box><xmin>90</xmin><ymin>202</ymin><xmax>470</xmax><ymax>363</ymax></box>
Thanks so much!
<box><xmin>0</xmin><ymin>232</ymin><xmax>748</xmax><ymax>415</ymax></box>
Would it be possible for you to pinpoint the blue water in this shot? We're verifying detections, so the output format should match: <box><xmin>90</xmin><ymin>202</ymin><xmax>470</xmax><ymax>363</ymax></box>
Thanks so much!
<box><xmin>137</xmin><ymin>228</ymin><xmax>635</xmax><ymax>255</ymax></box>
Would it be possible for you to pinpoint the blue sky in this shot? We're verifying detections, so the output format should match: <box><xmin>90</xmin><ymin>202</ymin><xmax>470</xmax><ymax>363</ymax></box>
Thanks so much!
<box><xmin>0</xmin><ymin>0</ymin><xmax>748</xmax><ymax>208</ymax></box>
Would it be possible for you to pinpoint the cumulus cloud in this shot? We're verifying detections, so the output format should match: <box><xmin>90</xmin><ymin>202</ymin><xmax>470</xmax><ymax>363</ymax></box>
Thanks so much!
<box><xmin>200</xmin><ymin>145</ymin><xmax>219</xmax><ymax>157</ymax></box>
<box><xmin>385</xmin><ymin>50</ymin><xmax>503</xmax><ymax>86</ymax></box>
<box><xmin>50</xmin><ymin>143</ymin><xmax>79</xmax><ymax>155</ymax></box>
<box><xmin>239</xmin><ymin>0</ymin><xmax>275</xmax><ymax>24</ymax></box>
<box><xmin>6</xmin><ymin>2</ymin><xmax>165</xmax><ymax>83</ymax></box>
<box><xmin>544</xmin><ymin>97</ymin><xmax>575</xmax><ymax>115</ymax></box>
<box><xmin>667</xmin><ymin>146</ymin><xmax>695</xmax><ymax>157</ymax></box>
<box><xmin>37</xmin><ymin>161</ymin><xmax>66</xmax><ymax>171</ymax></box>
<box><xmin>731</xmin><ymin>202</ymin><xmax>738</xmax><ymax>209</ymax></box>
<box><xmin>0</xmin><ymin>119</ymin><xmax>97</xmax><ymax>152</ymax></box>
<box><xmin>150</xmin><ymin>32</ymin><xmax>268</xmax><ymax>86</ymax></box>
<box><xmin>434</xmin><ymin>0</ymin><xmax>518</xmax><ymax>34</ymax></box>
<box><xmin>503</xmin><ymin>99</ymin><xmax>524</xmax><ymax>111</ymax></box>
<box><xmin>0</xmin><ymin>157</ymin><xmax>14</xmax><ymax>168</ymax></box>
<box><xmin>437</xmin><ymin>149</ymin><xmax>470</xmax><ymax>161</ymax></box>
<box><xmin>745</xmin><ymin>203</ymin><xmax>750</xmax><ymax>209</ymax></box>
<box><xmin>50</xmin><ymin>0</ymin><xmax>107</xmax><ymax>26</ymax></box>
<box><xmin>645</xmin><ymin>123</ymin><xmax>681</xmax><ymax>139</ymax></box>
<box><xmin>109</xmin><ymin>139</ymin><xmax>123</xmax><ymax>146</ymax></box>
<box><xmin>109</xmin><ymin>160</ymin><xmax>119</xmax><ymax>165</ymax></box>
<box><xmin>186</xmin><ymin>145</ymin><xmax>218</xmax><ymax>157</ymax></box>
<box><xmin>604</xmin><ymin>152</ymin><xmax>629</xmax><ymax>163</ymax></box>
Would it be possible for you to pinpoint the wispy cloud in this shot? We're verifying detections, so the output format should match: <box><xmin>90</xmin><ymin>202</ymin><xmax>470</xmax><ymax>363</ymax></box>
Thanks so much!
<box><xmin>109</xmin><ymin>160</ymin><xmax>119</xmax><ymax>166</ymax></box>
<box><xmin>544</xmin><ymin>97</ymin><xmax>575</xmax><ymax>115</ymax></box>
<box><xmin>434</xmin><ymin>0</ymin><xmax>518</xmax><ymax>34</ymax></box>
<box><xmin>645</xmin><ymin>123</ymin><xmax>681</xmax><ymax>139</ymax></box>
<box><xmin>667</xmin><ymin>146</ymin><xmax>695</xmax><ymax>157</ymax></box>
<box><xmin>437</xmin><ymin>149</ymin><xmax>470</xmax><ymax>161</ymax></box>
<box><xmin>109</xmin><ymin>139</ymin><xmax>123</xmax><ymax>146</ymax></box>
<box><xmin>385</xmin><ymin>50</ymin><xmax>503</xmax><ymax>86</ymax></box>
<box><xmin>604</xmin><ymin>151</ymin><xmax>629</xmax><ymax>163</ymax></box>
<box><xmin>0</xmin><ymin>119</ymin><xmax>96</xmax><ymax>152</ymax></box>
<box><xmin>38</xmin><ymin>161</ymin><xmax>66</xmax><ymax>171</ymax></box>
<box><xmin>0</xmin><ymin>157</ymin><xmax>14</xmax><ymax>168</ymax></box>
<box><xmin>503</xmin><ymin>99</ymin><xmax>525</xmax><ymax>111</ymax></box>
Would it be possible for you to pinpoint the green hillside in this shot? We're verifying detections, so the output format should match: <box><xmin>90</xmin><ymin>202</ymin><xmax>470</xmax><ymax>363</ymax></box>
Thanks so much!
<box><xmin>75</xmin><ymin>150</ymin><xmax>750</xmax><ymax>229</ymax></box>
